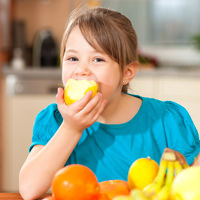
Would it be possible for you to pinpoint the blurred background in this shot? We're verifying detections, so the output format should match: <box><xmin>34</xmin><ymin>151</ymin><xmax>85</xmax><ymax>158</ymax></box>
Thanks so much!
<box><xmin>0</xmin><ymin>0</ymin><xmax>200</xmax><ymax>192</ymax></box>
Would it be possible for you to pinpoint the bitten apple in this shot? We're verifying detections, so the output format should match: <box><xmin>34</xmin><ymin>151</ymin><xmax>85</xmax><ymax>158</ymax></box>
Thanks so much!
<box><xmin>64</xmin><ymin>79</ymin><xmax>98</xmax><ymax>105</ymax></box>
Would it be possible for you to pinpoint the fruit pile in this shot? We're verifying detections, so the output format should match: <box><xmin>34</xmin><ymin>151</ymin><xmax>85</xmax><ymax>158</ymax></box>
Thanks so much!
<box><xmin>42</xmin><ymin>164</ymin><xmax>130</xmax><ymax>200</ymax></box>
<box><xmin>114</xmin><ymin>152</ymin><xmax>200</xmax><ymax>200</ymax></box>
<box><xmin>42</xmin><ymin>151</ymin><xmax>200</xmax><ymax>200</ymax></box>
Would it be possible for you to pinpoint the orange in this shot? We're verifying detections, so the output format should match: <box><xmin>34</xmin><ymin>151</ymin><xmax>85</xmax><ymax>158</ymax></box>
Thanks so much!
<box><xmin>52</xmin><ymin>164</ymin><xmax>100</xmax><ymax>200</ymax></box>
<box><xmin>96</xmin><ymin>193</ymin><xmax>110</xmax><ymax>200</ymax></box>
<box><xmin>99</xmin><ymin>180</ymin><xmax>130</xmax><ymax>199</ymax></box>
<box><xmin>64</xmin><ymin>79</ymin><xmax>98</xmax><ymax>105</ymax></box>
<box><xmin>128</xmin><ymin>157</ymin><xmax>159</xmax><ymax>190</ymax></box>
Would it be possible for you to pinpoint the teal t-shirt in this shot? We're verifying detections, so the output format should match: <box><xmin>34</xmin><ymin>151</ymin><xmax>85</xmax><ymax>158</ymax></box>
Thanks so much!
<box><xmin>29</xmin><ymin>94</ymin><xmax>200</xmax><ymax>182</ymax></box>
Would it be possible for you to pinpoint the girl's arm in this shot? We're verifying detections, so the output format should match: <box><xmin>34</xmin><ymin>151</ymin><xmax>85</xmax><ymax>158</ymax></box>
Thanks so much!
<box><xmin>19</xmin><ymin>88</ymin><xmax>105</xmax><ymax>200</ymax></box>
<box><xmin>19</xmin><ymin>122</ymin><xmax>82</xmax><ymax>200</ymax></box>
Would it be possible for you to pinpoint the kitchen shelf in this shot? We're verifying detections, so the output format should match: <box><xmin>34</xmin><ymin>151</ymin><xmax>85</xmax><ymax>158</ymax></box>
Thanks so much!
<box><xmin>2</xmin><ymin>66</ymin><xmax>200</xmax><ymax>79</ymax></box>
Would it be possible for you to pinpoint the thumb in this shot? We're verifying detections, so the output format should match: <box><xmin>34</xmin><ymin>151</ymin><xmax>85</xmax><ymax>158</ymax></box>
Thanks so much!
<box><xmin>56</xmin><ymin>87</ymin><xmax>65</xmax><ymax>105</ymax></box>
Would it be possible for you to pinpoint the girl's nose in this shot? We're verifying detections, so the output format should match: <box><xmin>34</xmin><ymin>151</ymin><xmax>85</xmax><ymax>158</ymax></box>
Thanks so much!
<box><xmin>74</xmin><ymin>63</ymin><xmax>91</xmax><ymax>77</ymax></box>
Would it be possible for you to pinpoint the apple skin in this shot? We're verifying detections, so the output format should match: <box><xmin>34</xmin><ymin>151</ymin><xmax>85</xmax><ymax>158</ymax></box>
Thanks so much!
<box><xmin>64</xmin><ymin>79</ymin><xmax>98</xmax><ymax>105</ymax></box>
<box><xmin>170</xmin><ymin>166</ymin><xmax>200</xmax><ymax>200</ymax></box>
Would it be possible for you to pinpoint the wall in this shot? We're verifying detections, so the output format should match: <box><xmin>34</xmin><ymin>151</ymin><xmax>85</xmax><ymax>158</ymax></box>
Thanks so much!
<box><xmin>14</xmin><ymin>0</ymin><xmax>74</xmax><ymax>46</ymax></box>
<box><xmin>0</xmin><ymin>0</ymin><xmax>14</xmax><ymax>191</ymax></box>
<box><xmin>14</xmin><ymin>0</ymin><xmax>101</xmax><ymax>46</ymax></box>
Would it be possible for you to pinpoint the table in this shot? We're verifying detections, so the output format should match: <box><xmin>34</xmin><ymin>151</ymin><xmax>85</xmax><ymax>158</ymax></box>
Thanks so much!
<box><xmin>0</xmin><ymin>193</ymin><xmax>23</xmax><ymax>200</ymax></box>
<box><xmin>0</xmin><ymin>193</ymin><xmax>50</xmax><ymax>200</ymax></box>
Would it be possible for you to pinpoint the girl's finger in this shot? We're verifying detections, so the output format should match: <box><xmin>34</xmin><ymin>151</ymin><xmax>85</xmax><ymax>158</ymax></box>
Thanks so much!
<box><xmin>81</xmin><ymin>97</ymin><xmax>106</xmax><ymax>124</ymax></box>
<box><xmin>80</xmin><ymin>92</ymin><xmax>102</xmax><ymax>115</ymax></box>
<box><xmin>176</xmin><ymin>152</ymin><xmax>187</xmax><ymax>166</ymax></box>
<box><xmin>56</xmin><ymin>87</ymin><xmax>65</xmax><ymax>105</ymax></box>
<box><xmin>70</xmin><ymin>90</ymin><xmax>94</xmax><ymax>112</ymax></box>
<box><xmin>92</xmin><ymin>99</ymin><xmax>106</xmax><ymax>122</ymax></box>
<box><xmin>163</xmin><ymin>148</ymin><xmax>187</xmax><ymax>165</ymax></box>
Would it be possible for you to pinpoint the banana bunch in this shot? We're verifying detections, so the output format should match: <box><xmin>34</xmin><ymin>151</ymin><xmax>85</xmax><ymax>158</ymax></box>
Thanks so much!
<box><xmin>114</xmin><ymin>152</ymin><xmax>188</xmax><ymax>200</ymax></box>
<box><xmin>143</xmin><ymin>152</ymin><xmax>188</xmax><ymax>200</ymax></box>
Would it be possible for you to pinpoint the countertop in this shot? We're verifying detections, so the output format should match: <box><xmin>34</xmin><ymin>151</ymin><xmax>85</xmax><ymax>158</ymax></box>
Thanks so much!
<box><xmin>1</xmin><ymin>66</ymin><xmax>62</xmax><ymax>79</ymax></box>
<box><xmin>136</xmin><ymin>66</ymin><xmax>200</xmax><ymax>78</ymax></box>
<box><xmin>2</xmin><ymin>66</ymin><xmax>200</xmax><ymax>79</ymax></box>
<box><xmin>0</xmin><ymin>193</ymin><xmax>23</xmax><ymax>200</ymax></box>
<box><xmin>0</xmin><ymin>193</ymin><xmax>50</xmax><ymax>200</ymax></box>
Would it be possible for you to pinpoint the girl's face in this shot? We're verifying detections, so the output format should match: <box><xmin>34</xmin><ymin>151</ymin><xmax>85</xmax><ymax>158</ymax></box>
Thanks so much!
<box><xmin>62</xmin><ymin>26</ymin><xmax>124</xmax><ymax>103</ymax></box>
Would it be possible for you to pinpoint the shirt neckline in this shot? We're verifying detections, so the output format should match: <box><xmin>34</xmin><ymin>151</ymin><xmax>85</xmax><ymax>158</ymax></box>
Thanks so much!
<box><xmin>94</xmin><ymin>94</ymin><xmax>145</xmax><ymax>129</ymax></box>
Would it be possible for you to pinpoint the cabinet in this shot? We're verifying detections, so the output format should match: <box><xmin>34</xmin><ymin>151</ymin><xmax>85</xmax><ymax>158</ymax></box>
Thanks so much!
<box><xmin>1</xmin><ymin>71</ymin><xmax>200</xmax><ymax>192</ymax></box>
<box><xmin>1</xmin><ymin>78</ymin><xmax>56</xmax><ymax>192</ymax></box>
<box><xmin>129</xmin><ymin>75</ymin><xmax>200</xmax><ymax>134</ymax></box>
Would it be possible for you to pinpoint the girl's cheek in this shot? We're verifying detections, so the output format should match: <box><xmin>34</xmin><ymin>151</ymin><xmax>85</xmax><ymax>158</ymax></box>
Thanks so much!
<box><xmin>62</xmin><ymin>76</ymin><xmax>70</xmax><ymax>87</ymax></box>
<box><xmin>62</xmin><ymin>71</ymin><xmax>69</xmax><ymax>86</ymax></box>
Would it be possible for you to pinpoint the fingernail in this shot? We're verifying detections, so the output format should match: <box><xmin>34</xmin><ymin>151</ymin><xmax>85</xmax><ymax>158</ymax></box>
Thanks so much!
<box><xmin>98</xmin><ymin>93</ymin><xmax>102</xmax><ymax>98</ymax></box>
<box><xmin>87</xmin><ymin>90</ymin><xmax>93</xmax><ymax>96</ymax></box>
<box><xmin>56</xmin><ymin>87</ymin><xmax>61</xmax><ymax>97</ymax></box>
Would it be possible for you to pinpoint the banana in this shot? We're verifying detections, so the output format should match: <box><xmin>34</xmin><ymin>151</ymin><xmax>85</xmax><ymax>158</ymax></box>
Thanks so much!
<box><xmin>162</xmin><ymin>152</ymin><xmax>176</xmax><ymax>161</ymax></box>
<box><xmin>154</xmin><ymin>160</ymin><xmax>168</xmax><ymax>193</ymax></box>
<box><xmin>131</xmin><ymin>189</ymin><xmax>150</xmax><ymax>200</ymax></box>
<box><xmin>174</xmin><ymin>161</ymin><xmax>183</xmax><ymax>175</ymax></box>
<box><xmin>165</xmin><ymin>161</ymin><xmax>174</xmax><ymax>187</ymax></box>
<box><xmin>156</xmin><ymin>161</ymin><xmax>174</xmax><ymax>200</ymax></box>
<box><xmin>143</xmin><ymin>160</ymin><xmax>167</xmax><ymax>195</ymax></box>
<box><xmin>156</xmin><ymin>186</ymin><xmax>170</xmax><ymax>200</ymax></box>
<box><xmin>144</xmin><ymin>151</ymin><xmax>187</xmax><ymax>200</ymax></box>
<box><xmin>143</xmin><ymin>182</ymin><xmax>156</xmax><ymax>195</ymax></box>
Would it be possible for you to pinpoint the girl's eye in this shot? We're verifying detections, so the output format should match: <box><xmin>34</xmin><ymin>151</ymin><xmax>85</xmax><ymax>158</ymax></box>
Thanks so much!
<box><xmin>68</xmin><ymin>57</ymin><xmax>78</xmax><ymax>62</ymax></box>
<box><xmin>94</xmin><ymin>58</ymin><xmax>105</xmax><ymax>62</ymax></box>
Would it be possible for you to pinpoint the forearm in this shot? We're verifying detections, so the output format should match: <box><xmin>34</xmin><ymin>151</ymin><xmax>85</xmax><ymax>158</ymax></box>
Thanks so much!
<box><xmin>19</xmin><ymin>122</ymin><xmax>82</xmax><ymax>200</ymax></box>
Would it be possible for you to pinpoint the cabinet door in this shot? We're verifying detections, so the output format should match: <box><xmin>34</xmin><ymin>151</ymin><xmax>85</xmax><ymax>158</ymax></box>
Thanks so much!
<box><xmin>157</xmin><ymin>77</ymin><xmax>200</xmax><ymax>134</ymax></box>
<box><xmin>157</xmin><ymin>77</ymin><xmax>200</xmax><ymax>100</ymax></box>
<box><xmin>128</xmin><ymin>76</ymin><xmax>159</xmax><ymax>98</ymax></box>
<box><xmin>2</xmin><ymin>79</ymin><xmax>56</xmax><ymax>191</ymax></box>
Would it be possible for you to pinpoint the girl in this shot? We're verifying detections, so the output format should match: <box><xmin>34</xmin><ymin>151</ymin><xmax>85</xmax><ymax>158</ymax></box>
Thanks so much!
<box><xmin>19</xmin><ymin>7</ymin><xmax>200</xmax><ymax>200</ymax></box>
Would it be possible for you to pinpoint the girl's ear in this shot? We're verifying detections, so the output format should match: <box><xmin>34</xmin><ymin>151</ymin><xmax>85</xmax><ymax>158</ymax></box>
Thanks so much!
<box><xmin>121</xmin><ymin>61</ymin><xmax>138</xmax><ymax>85</ymax></box>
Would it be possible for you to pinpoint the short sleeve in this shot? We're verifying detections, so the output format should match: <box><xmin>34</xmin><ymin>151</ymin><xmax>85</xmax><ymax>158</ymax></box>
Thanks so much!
<box><xmin>163</xmin><ymin>101</ymin><xmax>200</xmax><ymax>165</ymax></box>
<box><xmin>29</xmin><ymin>103</ymin><xmax>63</xmax><ymax>152</ymax></box>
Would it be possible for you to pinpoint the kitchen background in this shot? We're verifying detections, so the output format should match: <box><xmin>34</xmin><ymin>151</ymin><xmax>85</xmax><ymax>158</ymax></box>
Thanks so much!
<box><xmin>0</xmin><ymin>0</ymin><xmax>200</xmax><ymax>192</ymax></box>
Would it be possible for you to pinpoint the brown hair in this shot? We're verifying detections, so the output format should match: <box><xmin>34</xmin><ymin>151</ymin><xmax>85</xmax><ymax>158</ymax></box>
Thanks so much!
<box><xmin>60</xmin><ymin>7</ymin><xmax>138</xmax><ymax>92</ymax></box>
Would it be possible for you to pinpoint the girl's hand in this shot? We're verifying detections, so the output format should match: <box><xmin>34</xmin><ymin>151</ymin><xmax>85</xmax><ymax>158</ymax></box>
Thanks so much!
<box><xmin>56</xmin><ymin>87</ymin><xmax>106</xmax><ymax>133</ymax></box>
<box><xmin>191</xmin><ymin>152</ymin><xmax>200</xmax><ymax>166</ymax></box>
<box><xmin>163</xmin><ymin>148</ymin><xmax>200</xmax><ymax>166</ymax></box>
<box><xmin>163</xmin><ymin>148</ymin><xmax>188</xmax><ymax>166</ymax></box>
